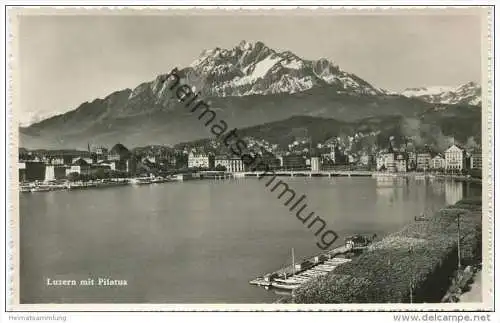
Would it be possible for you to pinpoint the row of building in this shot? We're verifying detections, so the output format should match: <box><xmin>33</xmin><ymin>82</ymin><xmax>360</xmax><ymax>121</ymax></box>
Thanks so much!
<box><xmin>19</xmin><ymin>141</ymin><xmax>483</xmax><ymax>182</ymax></box>
<box><xmin>19</xmin><ymin>144</ymin><xmax>136</xmax><ymax>182</ymax></box>
<box><xmin>188</xmin><ymin>152</ymin><xmax>310</xmax><ymax>172</ymax></box>
<box><xmin>375</xmin><ymin>144</ymin><xmax>482</xmax><ymax>172</ymax></box>
<box><xmin>188</xmin><ymin>144</ymin><xmax>482</xmax><ymax>173</ymax></box>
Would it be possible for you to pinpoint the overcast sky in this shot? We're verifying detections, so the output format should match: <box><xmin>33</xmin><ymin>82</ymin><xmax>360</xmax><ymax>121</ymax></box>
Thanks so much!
<box><xmin>18</xmin><ymin>11</ymin><xmax>483</xmax><ymax>125</ymax></box>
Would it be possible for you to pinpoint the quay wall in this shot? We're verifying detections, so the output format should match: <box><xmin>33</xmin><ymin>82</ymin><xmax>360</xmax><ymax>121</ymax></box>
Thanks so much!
<box><xmin>234</xmin><ymin>171</ymin><xmax>481</xmax><ymax>182</ymax></box>
<box><xmin>290</xmin><ymin>196</ymin><xmax>482</xmax><ymax>303</ymax></box>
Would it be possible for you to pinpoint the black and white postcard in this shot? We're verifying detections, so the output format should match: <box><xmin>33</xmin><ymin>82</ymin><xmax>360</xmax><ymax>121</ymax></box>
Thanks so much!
<box><xmin>5</xmin><ymin>5</ymin><xmax>495</xmax><ymax>317</ymax></box>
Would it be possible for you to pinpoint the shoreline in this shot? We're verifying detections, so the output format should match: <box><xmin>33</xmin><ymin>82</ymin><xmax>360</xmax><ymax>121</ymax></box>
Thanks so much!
<box><xmin>19</xmin><ymin>171</ymin><xmax>481</xmax><ymax>194</ymax></box>
<box><xmin>288</xmin><ymin>195</ymin><xmax>482</xmax><ymax>304</ymax></box>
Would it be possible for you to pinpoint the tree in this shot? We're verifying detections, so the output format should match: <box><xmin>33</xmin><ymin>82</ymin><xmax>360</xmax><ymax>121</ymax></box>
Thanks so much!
<box><xmin>94</xmin><ymin>168</ymin><xmax>107</xmax><ymax>179</ymax></box>
<box><xmin>215</xmin><ymin>164</ymin><xmax>227</xmax><ymax>171</ymax></box>
<box><xmin>67</xmin><ymin>172</ymin><xmax>81</xmax><ymax>182</ymax></box>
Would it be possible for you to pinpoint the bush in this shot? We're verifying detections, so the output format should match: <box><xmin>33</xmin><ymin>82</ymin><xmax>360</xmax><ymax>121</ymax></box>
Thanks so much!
<box><xmin>293</xmin><ymin>197</ymin><xmax>482</xmax><ymax>303</ymax></box>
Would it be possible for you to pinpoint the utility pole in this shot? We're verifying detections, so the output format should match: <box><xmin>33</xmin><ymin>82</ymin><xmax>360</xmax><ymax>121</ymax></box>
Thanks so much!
<box><xmin>457</xmin><ymin>213</ymin><xmax>462</xmax><ymax>270</ymax></box>
<box><xmin>409</xmin><ymin>245</ymin><xmax>414</xmax><ymax>303</ymax></box>
<box><xmin>409</xmin><ymin>281</ymin><xmax>413</xmax><ymax>304</ymax></box>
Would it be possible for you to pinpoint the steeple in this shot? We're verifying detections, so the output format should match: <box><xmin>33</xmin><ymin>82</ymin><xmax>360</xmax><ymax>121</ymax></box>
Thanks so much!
<box><xmin>388</xmin><ymin>138</ymin><xmax>394</xmax><ymax>153</ymax></box>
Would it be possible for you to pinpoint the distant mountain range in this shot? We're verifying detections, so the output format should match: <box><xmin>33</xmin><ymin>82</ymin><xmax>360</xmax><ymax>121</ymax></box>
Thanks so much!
<box><xmin>399</xmin><ymin>81</ymin><xmax>481</xmax><ymax>106</ymax></box>
<box><xmin>19</xmin><ymin>40</ymin><xmax>481</xmax><ymax>150</ymax></box>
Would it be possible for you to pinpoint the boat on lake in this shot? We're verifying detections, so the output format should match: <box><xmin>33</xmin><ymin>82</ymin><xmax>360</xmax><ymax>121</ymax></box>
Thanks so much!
<box><xmin>250</xmin><ymin>243</ymin><xmax>364</xmax><ymax>291</ymax></box>
<box><xmin>130</xmin><ymin>177</ymin><xmax>154</xmax><ymax>185</ymax></box>
<box><xmin>345</xmin><ymin>234</ymin><xmax>377</xmax><ymax>251</ymax></box>
<box><xmin>271</xmin><ymin>280</ymin><xmax>302</xmax><ymax>290</ymax></box>
<box><xmin>30</xmin><ymin>186</ymin><xmax>52</xmax><ymax>192</ymax></box>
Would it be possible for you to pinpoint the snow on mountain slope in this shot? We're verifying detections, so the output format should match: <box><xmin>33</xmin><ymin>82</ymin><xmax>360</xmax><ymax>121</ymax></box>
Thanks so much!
<box><xmin>180</xmin><ymin>40</ymin><xmax>383</xmax><ymax>97</ymax></box>
<box><xmin>400</xmin><ymin>82</ymin><xmax>481</xmax><ymax>106</ymax></box>
<box><xmin>400</xmin><ymin>86</ymin><xmax>455</xmax><ymax>97</ymax></box>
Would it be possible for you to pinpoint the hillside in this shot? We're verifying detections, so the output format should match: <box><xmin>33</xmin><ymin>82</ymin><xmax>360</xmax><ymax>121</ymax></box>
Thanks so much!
<box><xmin>19</xmin><ymin>40</ymin><xmax>480</xmax><ymax>150</ymax></box>
<box><xmin>175</xmin><ymin>105</ymin><xmax>481</xmax><ymax>154</ymax></box>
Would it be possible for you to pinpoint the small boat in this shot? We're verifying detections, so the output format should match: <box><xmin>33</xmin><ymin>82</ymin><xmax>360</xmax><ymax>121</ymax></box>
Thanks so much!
<box><xmin>130</xmin><ymin>177</ymin><xmax>153</xmax><ymax>185</ymax></box>
<box><xmin>248</xmin><ymin>278</ymin><xmax>272</xmax><ymax>287</ymax></box>
<box><xmin>271</xmin><ymin>281</ymin><xmax>302</xmax><ymax>290</ymax></box>
<box><xmin>345</xmin><ymin>234</ymin><xmax>376</xmax><ymax>250</ymax></box>
<box><xmin>274</xmin><ymin>277</ymin><xmax>308</xmax><ymax>284</ymax></box>
<box><xmin>20</xmin><ymin>185</ymin><xmax>32</xmax><ymax>193</ymax></box>
<box><xmin>30</xmin><ymin>186</ymin><xmax>52</xmax><ymax>192</ymax></box>
<box><xmin>151</xmin><ymin>177</ymin><xmax>167</xmax><ymax>183</ymax></box>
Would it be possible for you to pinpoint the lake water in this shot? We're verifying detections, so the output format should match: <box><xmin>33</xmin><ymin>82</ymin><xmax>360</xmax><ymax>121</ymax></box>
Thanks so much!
<box><xmin>19</xmin><ymin>177</ymin><xmax>481</xmax><ymax>303</ymax></box>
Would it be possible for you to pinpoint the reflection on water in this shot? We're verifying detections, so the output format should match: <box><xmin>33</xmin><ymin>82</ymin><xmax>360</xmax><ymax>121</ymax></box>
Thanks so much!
<box><xmin>375</xmin><ymin>177</ymin><xmax>468</xmax><ymax>211</ymax></box>
<box><xmin>445</xmin><ymin>180</ymin><xmax>464</xmax><ymax>205</ymax></box>
<box><xmin>20</xmin><ymin>177</ymin><xmax>480</xmax><ymax>303</ymax></box>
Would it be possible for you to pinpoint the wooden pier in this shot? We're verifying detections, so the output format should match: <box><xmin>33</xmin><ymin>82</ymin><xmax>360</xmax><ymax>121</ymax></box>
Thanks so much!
<box><xmin>249</xmin><ymin>245</ymin><xmax>357</xmax><ymax>290</ymax></box>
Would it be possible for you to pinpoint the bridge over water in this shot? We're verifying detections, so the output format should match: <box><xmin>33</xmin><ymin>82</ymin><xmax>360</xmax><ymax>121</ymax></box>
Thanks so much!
<box><xmin>233</xmin><ymin>170</ymin><xmax>394</xmax><ymax>178</ymax></box>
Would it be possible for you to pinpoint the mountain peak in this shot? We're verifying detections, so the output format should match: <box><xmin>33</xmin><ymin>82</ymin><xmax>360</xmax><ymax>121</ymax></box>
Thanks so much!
<box><xmin>400</xmin><ymin>81</ymin><xmax>481</xmax><ymax>106</ymax></box>
<box><xmin>236</xmin><ymin>40</ymin><xmax>266</xmax><ymax>50</ymax></box>
<box><xmin>185</xmin><ymin>40</ymin><xmax>382</xmax><ymax>97</ymax></box>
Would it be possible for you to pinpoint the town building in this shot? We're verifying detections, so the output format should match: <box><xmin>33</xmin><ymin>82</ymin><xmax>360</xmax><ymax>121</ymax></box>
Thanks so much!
<box><xmin>66</xmin><ymin>158</ymin><xmax>91</xmax><ymax>176</ymax></box>
<box><xmin>23</xmin><ymin>161</ymin><xmax>46</xmax><ymax>181</ymax></box>
<box><xmin>72</xmin><ymin>157</ymin><xmax>93</xmax><ymax>165</ymax></box>
<box><xmin>347</xmin><ymin>155</ymin><xmax>356</xmax><ymax>164</ymax></box>
<box><xmin>259</xmin><ymin>155</ymin><xmax>281</xmax><ymax>170</ymax></box>
<box><xmin>108</xmin><ymin>143</ymin><xmax>131</xmax><ymax>161</ymax></box>
<box><xmin>18</xmin><ymin>162</ymin><xmax>26</xmax><ymax>182</ymax></box>
<box><xmin>126</xmin><ymin>159</ymin><xmax>137</xmax><ymax>174</ymax></box>
<box><xmin>416</xmin><ymin>152</ymin><xmax>432</xmax><ymax>171</ymax></box>
<box><xmin>407</xmin><ymin>151</ymin><xmax>417</xmax><ymax>170</ymax></box>
<box><xmin>92</xmin><ymin>146</ymin><xmax>109</xmax><ymax>161</ymax></box>
<box><xmin>376</xmin><ymin>154</ymin><xmax>385</xmax><ymax>171</ymax></box>
<box><xmin>282</xmin><ymin>154</ymin><xmax>306</xmax><ymax>170</ymax></box>
<box><xmin>158</xmin><ymin>153</ymin><xmax>177</xmax><ymax>169</ymax></box>
<box><xmin>376</xmin><ymin>152</ymin><xmax>396</xmax><ymax>172</ymax></box>
<box><xmin>395</xmin><ymin>153</ymin><xmax>408</xmax><ymax>173</ymax></box>
<box><xmin>329</xmin><ymin>146</ymin><xmax>336</xmax><ymax>164</ymax></box>
<box><xmin>359</xmin><ymin>154</ymin><xmax>370</xmax><ymax>166</ymax></box>
<box><xmin>276</xmin><ymin>155</ymin><xmax>284</xmax><ymax>168</ymax></box>
<box><xmin>97</xmin><ymin>160</ymin><xmax>116</xmax><ymax>171</ymax></box>
<box><xmin>62</xmin><ymin>155</ymin><xmax>74</xmax><ymax>165</ymax></box>
<box><xmin>445</xmin><ymin>144</ymin><xmax>466</xmax><ymax>171</ymax></box>
<box><xmin>214</xmin><ymin>156</ymin><xmax>245</xmax><ymax>173</ymax></box>
<box><xmin>44</xmin><ymin>165</ymin><xmax>67</xmax><ymax>181</ymax></box>
<box><xmin>471</xmin><ymin>150</ymin><xmax>482</xmax><ymax>169</ymax></box>
<box><xmin>430</xmin><ymin>154</ymin><xmax>446</xmax><ymax>170</ymax></box>
<box><xmin>173</xmin><ymin>152</ymin><xmax>188</xmax><ymax>169</ymax></box>
<box><xmin>188</xmin><ymin>152</ymin><xmax>214</xmax><ymax>169</ymax></box>
<box><xmin>311</xmin><ymin>157</ymin><xmax>321</xmax><ymax>172</ymax></box>
<box><xmin>49</xmin><ymin>157</ymin><xmax>65</xmax><ymax>165</ymax></box>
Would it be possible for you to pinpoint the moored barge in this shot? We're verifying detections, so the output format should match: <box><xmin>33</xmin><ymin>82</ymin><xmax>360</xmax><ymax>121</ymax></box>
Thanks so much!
<box><xmin>249</xmin><ymin>234</ymin><xmax>375</xmax><ymax>291</ymax></box>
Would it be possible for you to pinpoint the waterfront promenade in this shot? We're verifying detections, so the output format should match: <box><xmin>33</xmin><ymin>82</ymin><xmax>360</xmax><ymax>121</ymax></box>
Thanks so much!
<box><xmin>234</xmin><ymin>170</ymin><xmax>480</xmax><ymax>182</ymax></box>
<box><xmin>19</xmin><ymin>169</ymin><xmax>480</xmax><ymax>193</ymax></box>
